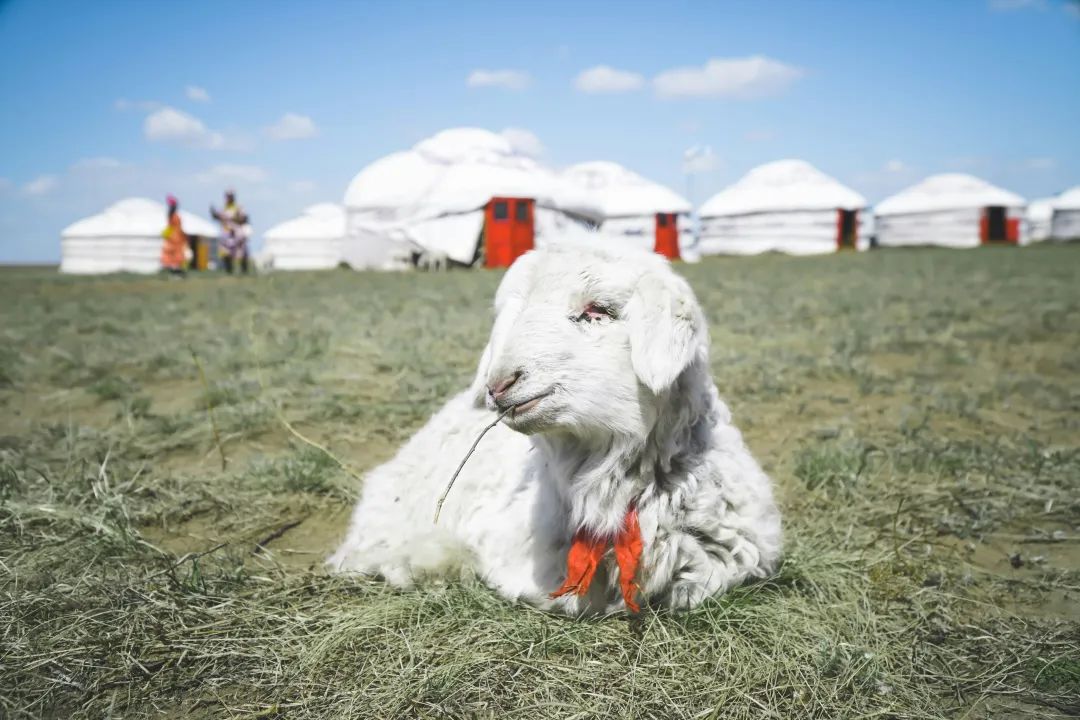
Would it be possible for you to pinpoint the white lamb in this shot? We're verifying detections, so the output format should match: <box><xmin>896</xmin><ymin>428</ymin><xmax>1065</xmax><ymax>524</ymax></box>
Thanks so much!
<box><xmin>328</xmin><ymin>244</ymin><xmax>782</xmax><ymax>614</ymax></box>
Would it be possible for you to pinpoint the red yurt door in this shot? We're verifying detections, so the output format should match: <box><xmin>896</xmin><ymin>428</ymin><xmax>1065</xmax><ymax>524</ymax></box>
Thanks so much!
<box><xmin>485</xmin><ymin>197</ymin><xmax>534</xmax><ymax>268</ymax></box>
<box><xmin>654</xmin><ymin>213</ymin><xmax>680</xmax><ymax>260</ymax></box>
<box><xmin>980</xmin><ymin>206</ymin><xmax>1016</xmax><ymax>244</ymax></box>
<box><xmin>836</xmin><ymin>209</ymin><xmax>858</xmax><ymax>250</ymax></box>
<box><xmin>510</xmin><ymin>198</ymin><xmax>535</xmax><ymax>260</ymax></box>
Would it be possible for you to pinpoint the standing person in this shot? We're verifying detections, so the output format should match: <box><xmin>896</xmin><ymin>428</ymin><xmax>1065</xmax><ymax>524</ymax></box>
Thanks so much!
<box><xmin>160</xmin><ymin>194</ymin><xmax>188</xmax><ymax>277</ymax></box>
<box><xmin>210</xmin><ymin>189</ymin><xmax>251</xmax><ymax>274</ymax></box>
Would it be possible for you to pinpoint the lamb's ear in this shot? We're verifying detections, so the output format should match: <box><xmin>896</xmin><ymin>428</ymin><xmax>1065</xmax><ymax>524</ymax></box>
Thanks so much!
<box><xmin>625</xmin><ymin>272</ymin><xmax>705</xmax><ymax>394</ymax></box>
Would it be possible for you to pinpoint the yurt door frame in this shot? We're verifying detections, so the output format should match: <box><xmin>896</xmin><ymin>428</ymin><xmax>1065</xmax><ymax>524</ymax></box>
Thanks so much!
<box><xmin>654</xmin><ymin>213</ymin><xmax>680</xmax><ymax>260</ymax></box>
<box><xmin>836</xmin><ymin>209</ymin><xmax>858</xmax><ymax>250</ymax></box>
<box><xmin>191</xmin><ymin>235</ymin><xmax>210</xmax><ymax>271</ymax></box>
<box><xmin>980</xmin><ymin>206</ymin><xmax>1018</xmax><ymax>244</ymax></box>
<box><xmin>484</xmin><ymin>197</ymin><xmax>535</xmax><ymax>268</ymax></box>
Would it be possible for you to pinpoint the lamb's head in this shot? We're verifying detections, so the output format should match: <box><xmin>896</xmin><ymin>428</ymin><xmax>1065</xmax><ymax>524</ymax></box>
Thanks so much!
<box><xmin>473</xmin><ymin>246</ymin><xmax>709</xmax><ymax>444</ymax></box>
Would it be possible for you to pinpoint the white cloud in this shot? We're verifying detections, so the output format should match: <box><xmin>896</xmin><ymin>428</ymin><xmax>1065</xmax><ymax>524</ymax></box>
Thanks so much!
<box><xmin>654</xmin><ymin>55</ymin><xmax>804</xmax><ymax>99</ymax></box>
<box><xmin>501</xmin><ymin>127</ymin><xmax>545</xmax><ymax>157</ymax></box>
<box><xmin>289</xmin><ymin>179</ymin><xmax>317</xmax><ymax>194</ymax></box>
<box><xmin>884</xmin><ymin>159</ymin><xmax>907</xmax><ymax>173</ymax></box>
<box><xmin>0</xmin><ymin>177</ymin><xmax>13</xmax><ymax>193</ymax></box>
<box><xmin>197</xmin><ymin>164</ymin><xmax>268</xmax><ymax>185</ymax></box>
<box><xmin>682</xmin><ymin>145</ymin><xmax>717</xmax><ymax>174</ymax></box>
<box><xmin>466</xmin><ymin>69</ymin><xmax>530</xmax><ymax>90</ymax></box>
<box><xmin>574</xmin><ymin>65</ymin><xmax>645</xmax><ymax>94</ymax></box>
<box><xmin>264</xmin><ymin>113</ymin><xmax>318</xmax><ymax>141</ymax></box>
<box><xmin>144</xmin><ymin>106</ymin><xmax>227</xmax><ymax>149</ymax></box>
<box><xmin>186</xmin><ymin>85</ymin><xmax>211</xmax><ymax>103</ymax></box>
<box><xmin>1025</xmin><ymin>157</ymin><xmax>1056</xmax><ymax>170</ymax></box>
<box><xmin>23</xmin><ymin>175</ymin><xmax>58</xmax><ymax>196</ymax></box>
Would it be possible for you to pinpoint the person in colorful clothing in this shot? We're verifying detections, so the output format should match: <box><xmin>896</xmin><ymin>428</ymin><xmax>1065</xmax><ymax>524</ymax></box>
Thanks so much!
<box><xmin>160</xmin><ymin>194</ymin><xmax>188</xmax><ymax>277</ymax></box>
<box><xmin>210</xmin><ymin>189</ymin><xmax>251</xmax><ymax>274</ymax></box>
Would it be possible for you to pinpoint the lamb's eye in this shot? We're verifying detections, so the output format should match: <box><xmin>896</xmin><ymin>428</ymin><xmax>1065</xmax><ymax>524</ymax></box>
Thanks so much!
<box><xmin>575</xmin><ymin>302</ymin><xmax>614</xmax><ymax>323</ymax></box>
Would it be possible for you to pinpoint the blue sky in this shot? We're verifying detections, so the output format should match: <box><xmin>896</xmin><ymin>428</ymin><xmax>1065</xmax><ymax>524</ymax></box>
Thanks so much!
<box><xmin>1</xmin><ymin>0</ymin><xmax>1078</xmax><ymax>262</ymax></box>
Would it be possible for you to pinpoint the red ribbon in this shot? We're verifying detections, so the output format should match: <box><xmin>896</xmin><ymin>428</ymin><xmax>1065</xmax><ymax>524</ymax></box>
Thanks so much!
<box><xmin>550</xmin><ymin>505</ymin><xmax>643</xmax><ymax>612</ymax></box>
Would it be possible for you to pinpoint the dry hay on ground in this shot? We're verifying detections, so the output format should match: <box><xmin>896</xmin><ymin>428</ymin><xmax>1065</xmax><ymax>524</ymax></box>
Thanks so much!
<box><xmin>1</xmin><ymin>246</ymin><xmax>1078</xmax><ymax>718</ymax></box>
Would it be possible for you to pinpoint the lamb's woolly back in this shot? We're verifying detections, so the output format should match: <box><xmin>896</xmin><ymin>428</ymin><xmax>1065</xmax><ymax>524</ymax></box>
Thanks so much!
<box><xmin>330</xmin><ymin>245</ymin><xmax>782</xmax><ymax>615</ymax></box>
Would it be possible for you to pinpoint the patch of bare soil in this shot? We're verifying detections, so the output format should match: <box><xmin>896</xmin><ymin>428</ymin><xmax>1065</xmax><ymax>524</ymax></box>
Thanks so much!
<box><xmin>141</xmin><ymin>498</ymin><xmax>351</xmax><ymax>572</ymax></box>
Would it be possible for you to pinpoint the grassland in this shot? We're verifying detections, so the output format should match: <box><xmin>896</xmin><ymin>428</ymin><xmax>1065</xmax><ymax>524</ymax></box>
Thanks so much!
<box><xmin>1</xmin><ymin>245</ymin><xmax>1078</xmax><ymax>719</ymax></box>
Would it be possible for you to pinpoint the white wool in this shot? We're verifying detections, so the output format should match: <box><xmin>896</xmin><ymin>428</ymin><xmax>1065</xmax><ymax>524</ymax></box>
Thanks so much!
<box><xmin>328</xmin><ymin>245</ymin><xmax>782</xmax><ymax>615</ymax></box>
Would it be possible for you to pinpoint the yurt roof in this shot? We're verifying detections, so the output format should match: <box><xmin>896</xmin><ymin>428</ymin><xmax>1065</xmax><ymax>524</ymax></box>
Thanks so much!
<box><xmin>1028</xmin><ymin>197</ymin><xmax>1056</xmax><ymax>221</ymax></box>
<box><xmin>699</xmin><ymin>159</ymin><xmax>866</xmax><ymax>217</ymax></box>
<box><xmin>342</xmin><ymin>151</ymin><xmax>443</xmax><ymax>211</ymax></box>
<box><xmin>264</xmin><ymin>203</ymin><xmax>345</xmax><ymax>241</ymax></box>
<box><xmin>414</xmin><ymin>127</ymin><xmax>516</xmax><ymax>163</ymax></box>
<box><xmin>343</xmin><ymin>127</ymin><xmax>598</xmax><ymax>218</ymax></box>
<box><xmin>61</xmin><ymin>197</ymin><xmax>218</xmax><ymax>238</ymax></box>
<box><xmin>1051</xmin><ymin>186</ymin><xmax>1080</xmax><ymax>211</ymax></box>
<box><xmin>875</xmin><ymin>174</ymin><xmax>1025</xmax><ymax>216</ymax></box>
<box><xmin>562</xmin><ymin>161</ymin><xmax>691</xmax><ymax>217</ymax></box>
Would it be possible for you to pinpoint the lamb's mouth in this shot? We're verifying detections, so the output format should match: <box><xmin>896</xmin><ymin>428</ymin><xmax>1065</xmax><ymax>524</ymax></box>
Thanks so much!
<box><xmin>510</xmin><ymin>392</ymin><xmax>551</xmax><ymax>417</ymax></box>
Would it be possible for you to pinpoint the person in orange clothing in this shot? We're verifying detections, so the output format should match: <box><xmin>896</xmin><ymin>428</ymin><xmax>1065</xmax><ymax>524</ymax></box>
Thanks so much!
<box><xmin>161</xmin><ymin>194</ymin><xmax>188</xmax><ymax>276</ymax></box>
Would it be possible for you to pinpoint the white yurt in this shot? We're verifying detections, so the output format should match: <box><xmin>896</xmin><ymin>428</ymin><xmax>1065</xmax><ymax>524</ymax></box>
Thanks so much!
<box><xmin>342</xmin><ymin>128</ymin><xmax>602</xmax><ymax>268</ymax></box>
<box><xmin>561</xmin><ymin>161</ymin><xmax>691</xmax><ymax>259</ymax></box>
<box><xmin>874</xmin><ymin>174</ymin><xmax>1027</xmax><ymax>248</ymax></box>
<box><xmin>862</xmin><ymin>209</ymin><xmax>877</xmax><ymax>246</ymax></box>
<box><xmin>1050</xmin><ymin>186</ymin><xmax>1080</xmax><ymax>241</ymax></box>
<box><xmin>697</xmin><ymin>159</ymin><xmax>867</xmax><ymax>255</ymax></box>
<box><xmin>60</xmin><ymin>197</ymin><xmax>218</xmax><ymax>274</ymax></box>
<box><xmin>262</xmin><ymin>203</ymin><xmax>345</xmax><ymax>270</ymax></box>
<box><xmin>1027</xmin><ymin>197</ymin><xmax>1055</xmax><ymax>242</ymax></box>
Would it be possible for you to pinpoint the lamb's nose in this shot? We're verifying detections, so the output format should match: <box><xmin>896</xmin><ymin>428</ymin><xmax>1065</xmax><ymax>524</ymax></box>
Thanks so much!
<box><xmin>488</xmin><ymin>371</ymin><xmax>521</xmax><ymax>400</ymax></box>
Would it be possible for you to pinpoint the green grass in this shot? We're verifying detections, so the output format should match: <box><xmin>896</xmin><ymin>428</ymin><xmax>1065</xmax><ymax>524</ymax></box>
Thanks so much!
<box><xmin>1</xmin><ymin>246</ymin><xmax>1078</xmax><ymax>718</ymax></box>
